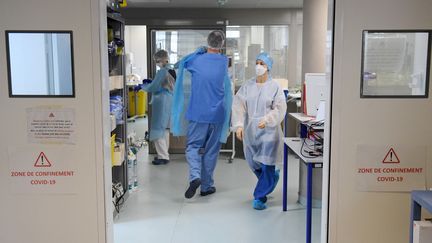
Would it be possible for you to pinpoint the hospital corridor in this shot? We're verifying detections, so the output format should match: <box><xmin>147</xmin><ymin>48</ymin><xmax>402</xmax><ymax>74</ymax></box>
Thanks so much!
<box><xmin>114</xmin><ymin>118</ymin><xmax>321</xmax><ymax>243</ymax></box>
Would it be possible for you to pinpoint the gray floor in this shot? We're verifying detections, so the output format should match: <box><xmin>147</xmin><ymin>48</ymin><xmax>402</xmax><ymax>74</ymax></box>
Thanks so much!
<box><xmin>114</xmin><ymin>117</ymin><xmax>321</xmax><ymax>243</ymax></box>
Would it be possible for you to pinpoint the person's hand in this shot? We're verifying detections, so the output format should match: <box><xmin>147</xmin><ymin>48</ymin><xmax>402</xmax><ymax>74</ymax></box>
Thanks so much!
<box><xmin>258</xmin><ymin>121</ymin><xmax>266</xmax><ymax>129</ymax></box>
<box><xmin>236</xmin><ymin>127</ymin><xmax>243</xmax><ymax>141</ymax></box>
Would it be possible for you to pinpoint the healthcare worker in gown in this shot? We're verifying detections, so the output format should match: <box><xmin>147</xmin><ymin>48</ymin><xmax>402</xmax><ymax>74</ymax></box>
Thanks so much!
<box><xmin>232</xmin><ymin>52</ymin><xmax>287</xmax><ymax>210</ymax></box>
<box><xmin>142</xmin><ymin>50</ymin><xmax>176</xmax><ymax>165</ymax></box>
<box><xmin>171</xmin><ymin>30</ymin><xmax>232</xmax><ymax>199</ymax></box>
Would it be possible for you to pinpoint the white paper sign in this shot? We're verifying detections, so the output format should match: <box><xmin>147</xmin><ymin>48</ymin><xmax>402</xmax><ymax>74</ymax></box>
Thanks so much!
<box><xmin>27</xmin><ymin>107</ymin><xmax>76</xmax><ymax>144</ymax></box>
<box><xmin>8</xmin><ymin>146</ymin><xmax>78</xmax><ymax>194</ymax></box>
<box><xmin>356</xmin><ymin>145</ymin><xmax>426</xmax><ymax>192</ymax></box>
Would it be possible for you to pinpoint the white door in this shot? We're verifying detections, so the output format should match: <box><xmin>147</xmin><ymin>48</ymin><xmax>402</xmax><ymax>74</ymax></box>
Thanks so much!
<box><xmin>329</xmin><ymin>0</ymin><xmax>432</xmax><ymax>242</ymax></box>
<box><xmin>0</xmin><ymin>0</ymin><xmax>111</xmax><ymax>243</ymax></box>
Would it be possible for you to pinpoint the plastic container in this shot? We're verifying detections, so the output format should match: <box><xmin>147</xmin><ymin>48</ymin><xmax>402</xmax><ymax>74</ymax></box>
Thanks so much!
<box><xmin>127</xmin><ymin>159</ymin><xmax>133</xmax><ymax>191</ymax></box>
<box><xmin>136</xmin><ymin>89</ymin><xmax>147</xmax><ymax>117</ymax></box>
<box><xmin>108</xmin><ymin>28</ymin><xmax>114</xmax><ymax>42</ymax></box>
<box><xmin>133</xmin><ymin>159</ymin><xmax>138</xmax><ymax>190</ymax></box>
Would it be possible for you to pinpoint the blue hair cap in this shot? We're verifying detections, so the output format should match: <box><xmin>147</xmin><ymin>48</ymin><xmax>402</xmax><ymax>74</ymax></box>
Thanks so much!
<box><xmin>256</xmin><ymin>52</ymin><xmax>273</xmax><ymax>71</ymax></box>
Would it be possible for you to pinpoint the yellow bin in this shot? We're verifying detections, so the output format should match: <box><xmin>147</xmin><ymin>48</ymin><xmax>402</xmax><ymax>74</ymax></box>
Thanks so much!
<box><xmin>128</xmin><ymin>89</ymin><xmax>136</xmax><ymax>117</ymax></box>
<box><xmin>136</xmin><ymin>89</ymin><xmax>147</xmax><ymax>117</ymax></box>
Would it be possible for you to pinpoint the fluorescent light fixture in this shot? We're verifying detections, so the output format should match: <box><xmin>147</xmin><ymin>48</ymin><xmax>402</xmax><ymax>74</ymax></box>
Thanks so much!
<box><xmin>227</xmin><ymin>30</ymin><xmax>240</xmax><ymax>38</ymax></box>
<box><xmin>217</xmin><ymin>0</ymin><xmax>228</xmax><ymax>7</ymax></box>
<box><xmin>165</xmin><ymin>20</ymin><xmax>193</xmax><ymax>25</ymax></box>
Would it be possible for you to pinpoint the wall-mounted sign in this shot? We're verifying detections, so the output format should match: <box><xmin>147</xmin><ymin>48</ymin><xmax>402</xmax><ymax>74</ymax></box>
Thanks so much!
<box><xmin>8</xmin><ymin>146</ymin><xmax>77</xmax><ymax>194</ymax></box>
<box><xmin>27</xmin><ymin>107</ymin><xmax>76</xmax><ymax>144</ymax></box>
<box><xmin>356</xmin><ymin>145</ymin><xmax>426</xmax><ymax>192</ymax></box>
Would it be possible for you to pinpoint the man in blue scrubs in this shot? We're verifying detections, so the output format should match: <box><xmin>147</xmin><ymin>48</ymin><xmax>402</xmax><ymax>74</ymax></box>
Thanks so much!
<box><xmin>181</xmin><ymin>30</ymin><xmax>231</xmax><ymax>198</ymax></box>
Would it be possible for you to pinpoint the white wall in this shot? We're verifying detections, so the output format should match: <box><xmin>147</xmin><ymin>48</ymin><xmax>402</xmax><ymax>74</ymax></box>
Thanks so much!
<box><xmin>329</xmin><ymin>0</ymin><xmax>432</xmax><ymax>242</ymax></box>
<box><xmin>125</xmin><ymin>26</ymin><xmax>147</xmax><ymax>79</ymax></box>
<box><xmin>0</xmin><ymin>1</ymin><xmax>110</xmax><ymax>243</ymax></box>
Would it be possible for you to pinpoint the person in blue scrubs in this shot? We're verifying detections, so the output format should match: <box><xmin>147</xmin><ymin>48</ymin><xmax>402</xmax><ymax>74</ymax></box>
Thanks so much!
<box><xmin>232</xmin><ymin>52</ymin><xmax>287</xmax><ymax>210</ymax></box>
<box><xmin>142</xmin><ymin>50</ymin><xmax>175</xmax><ymax>165</ymax></box>
<box><xmin>172</xmin><ymin>30</ymin><xmax>232</xmax><ymax>199</ymax></box>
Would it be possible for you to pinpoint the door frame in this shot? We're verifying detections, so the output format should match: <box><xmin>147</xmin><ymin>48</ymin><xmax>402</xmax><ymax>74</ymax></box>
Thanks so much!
<box><xmin>105</xmin><ymin>4</ymin><xmax>336</xmax><ymax>242</ymax></box>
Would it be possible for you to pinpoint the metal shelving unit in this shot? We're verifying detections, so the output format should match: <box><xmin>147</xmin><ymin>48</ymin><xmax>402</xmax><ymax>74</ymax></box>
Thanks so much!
<box><xmin>108</xmin><ymin>9</ymin><xmax>129</xmax><ymax>215</ymax></box>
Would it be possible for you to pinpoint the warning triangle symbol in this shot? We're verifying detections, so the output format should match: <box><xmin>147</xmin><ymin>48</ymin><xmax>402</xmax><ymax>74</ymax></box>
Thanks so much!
<box><xmin>34</xmin><ymin>152</ymin><xmax>52</xmax><ymax>167</ymax></box>
<box><xmin>49</xmin><ymin>113</ymin><xmax>55</xmax><ymax>118</ymax></box>
<box><xmin>382</xmin><ymin>148</ymin><xmax>400</xmax><ymax>164</ymax></box>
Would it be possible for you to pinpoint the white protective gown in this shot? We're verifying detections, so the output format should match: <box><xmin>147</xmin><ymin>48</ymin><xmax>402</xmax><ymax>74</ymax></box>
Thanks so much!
<box><xmin>232</xmin><ymin>78</ymin><xmax>287</xmax><ymax>166</ymax></box>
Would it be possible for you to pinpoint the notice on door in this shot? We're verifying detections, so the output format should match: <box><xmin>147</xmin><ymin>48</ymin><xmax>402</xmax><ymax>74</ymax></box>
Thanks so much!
<box><xmin>27</xmin><ymin>107</ymin><xmax>76</xmax><ymax>144</ymax></box>
<box><xmin>356</xmin><ymin>145</ymin><xmax>426</xmax><ymax>192</ymax></box>
<box><xmin>8</xmin><ymin>146</ymin><xmax>77</xmax><ymax>194</ymax></box>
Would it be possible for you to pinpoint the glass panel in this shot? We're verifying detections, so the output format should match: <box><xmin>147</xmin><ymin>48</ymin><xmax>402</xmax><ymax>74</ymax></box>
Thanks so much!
<box><xmin>361</xmin><ymin>31</ymin><xmax>431</xmax><ymax>97</ymax></box>
<box><xmin>6</xmin><ymin>31</ymin><xmax>75</xmax><ymax>97</ymax></box>
<box><xmin>152</xmin><ymin>29</ymin><xmax>211</xmax><ymax>69</ymax></box>
<box><xmin>226</xmin><ymin>25</ymin><xmax>290</xmax><ymax>89</ymax></box>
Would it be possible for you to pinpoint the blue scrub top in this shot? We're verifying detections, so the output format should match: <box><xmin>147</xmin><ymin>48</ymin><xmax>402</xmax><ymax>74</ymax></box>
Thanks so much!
<box><xmin>185</xmin><ymin>53</ymin><xmax>228</xmax><ymax>124</ymax></box>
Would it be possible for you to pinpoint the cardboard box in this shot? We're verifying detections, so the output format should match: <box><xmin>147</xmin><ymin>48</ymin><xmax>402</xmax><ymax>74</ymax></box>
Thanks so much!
<box><xmin>413</xmin><ymin>221</ymin><xmax>432</xmax><ymax>243</ymax></box>
<box><xmin>112</xmin><ymin>142</ymin><xmax>125</xmax><ymax>166</ymax></box>
<box><xmin>110</xmin><ymin>114</ymin><xmax>116</xmax><ymax>131</ymax></box>
<box><xmin>109</xmin><ymin>75</ymin><xmax>124</xmax><ymax>90</ymax></box>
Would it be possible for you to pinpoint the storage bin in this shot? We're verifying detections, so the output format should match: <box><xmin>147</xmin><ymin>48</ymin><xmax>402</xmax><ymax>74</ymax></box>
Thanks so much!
<box><xmin>136</xmin><ymin>89</ymin><xmax>147</xmax><ymax>116</ymax></box>
<box><xmin>128</xmin><ymin>89</ymin><xmax>136</xmax><ymax>117</ymax></box>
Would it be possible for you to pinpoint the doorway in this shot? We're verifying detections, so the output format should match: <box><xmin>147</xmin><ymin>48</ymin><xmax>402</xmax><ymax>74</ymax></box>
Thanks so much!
<box><xmin>109</xmin><ymin>4</ymin><xmax>332</xmax><ymax>243</ymax></box>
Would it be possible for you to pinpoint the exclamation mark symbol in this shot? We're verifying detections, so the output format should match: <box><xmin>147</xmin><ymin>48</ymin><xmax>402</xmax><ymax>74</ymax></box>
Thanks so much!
<box><xmin>390</xmin><ymin>152</ymin><xmax>393</xmax><ymax>162</ymax></box>
<box><xmin>41</xmin><ymin>156</ymin><xmax>44</xmax><ymax>165</ymax></box>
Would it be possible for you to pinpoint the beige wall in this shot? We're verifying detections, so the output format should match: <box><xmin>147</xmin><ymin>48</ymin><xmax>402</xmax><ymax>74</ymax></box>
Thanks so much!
<box><xmin>288</xmin><ymin>11</ymin><xmax>304</xmax><ymax>86</ymax></box>
<box><xmin>329</xmin><ymin>0</ymin><xmax>432</xmax><ymax>242</ymax></box>
<box><xmin>302</xmin><ymin>0</ymin><xmax>328</xmax><ymax>80</ymax></box>
<box><xmin>0</xmin><ymin>0</ymin><xmax>110</xmax><ymax>243</ymax></box>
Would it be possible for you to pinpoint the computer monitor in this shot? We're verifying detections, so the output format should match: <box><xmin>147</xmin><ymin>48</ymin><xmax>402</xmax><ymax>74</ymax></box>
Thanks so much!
<box><xmin>304</xmin><ymin>73</ymin><xmax>327</xmax><ymax>117</ymax></box>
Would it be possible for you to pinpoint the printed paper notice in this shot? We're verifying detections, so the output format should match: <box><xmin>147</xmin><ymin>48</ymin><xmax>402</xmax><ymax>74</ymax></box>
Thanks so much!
<box><xmin>27</xmin><ymin>107</ymin><xmax>76</xmax><ymax>144</ymax></box>
<box><xmin>356</xmin><ymin>145</ymin><xmax>426</xmax><ymax>192</ymax></box>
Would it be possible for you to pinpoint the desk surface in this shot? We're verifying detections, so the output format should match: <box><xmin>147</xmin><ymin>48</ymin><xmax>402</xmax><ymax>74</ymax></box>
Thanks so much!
<box><xmin>288</xmin><ymin>113</ymin><xmax>324</xmax><ymax>130</ymax></box>
<box><xmin>289</xmin><ymin>113</ymin><xmax>315</xmax><ymax>123</ymax></box>
<box><xmin>284</xmin><ymin>137</ymin><xmax>323</xmax><ymax>163</ymax></box>
<box><xmin>412</xmin><ymin>190</ymin><xmax>432</xmax><ymax>212</ymax></box>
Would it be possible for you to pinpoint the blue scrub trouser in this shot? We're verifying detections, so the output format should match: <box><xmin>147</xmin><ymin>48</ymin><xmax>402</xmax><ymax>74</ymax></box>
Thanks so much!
<box><xmin>245</xmin><ymin>146</ymin><xmax>277</xmax><ymax>202</ymax></box>
<box><xmin>253</xmin><ymin>164</ymin><xmax>276</xmax><ymax>202</ymax></box>
<box><xmin>186</xmin><ymin>121</ymin><xmax>223</xmax><ymax>192</ymax></box>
